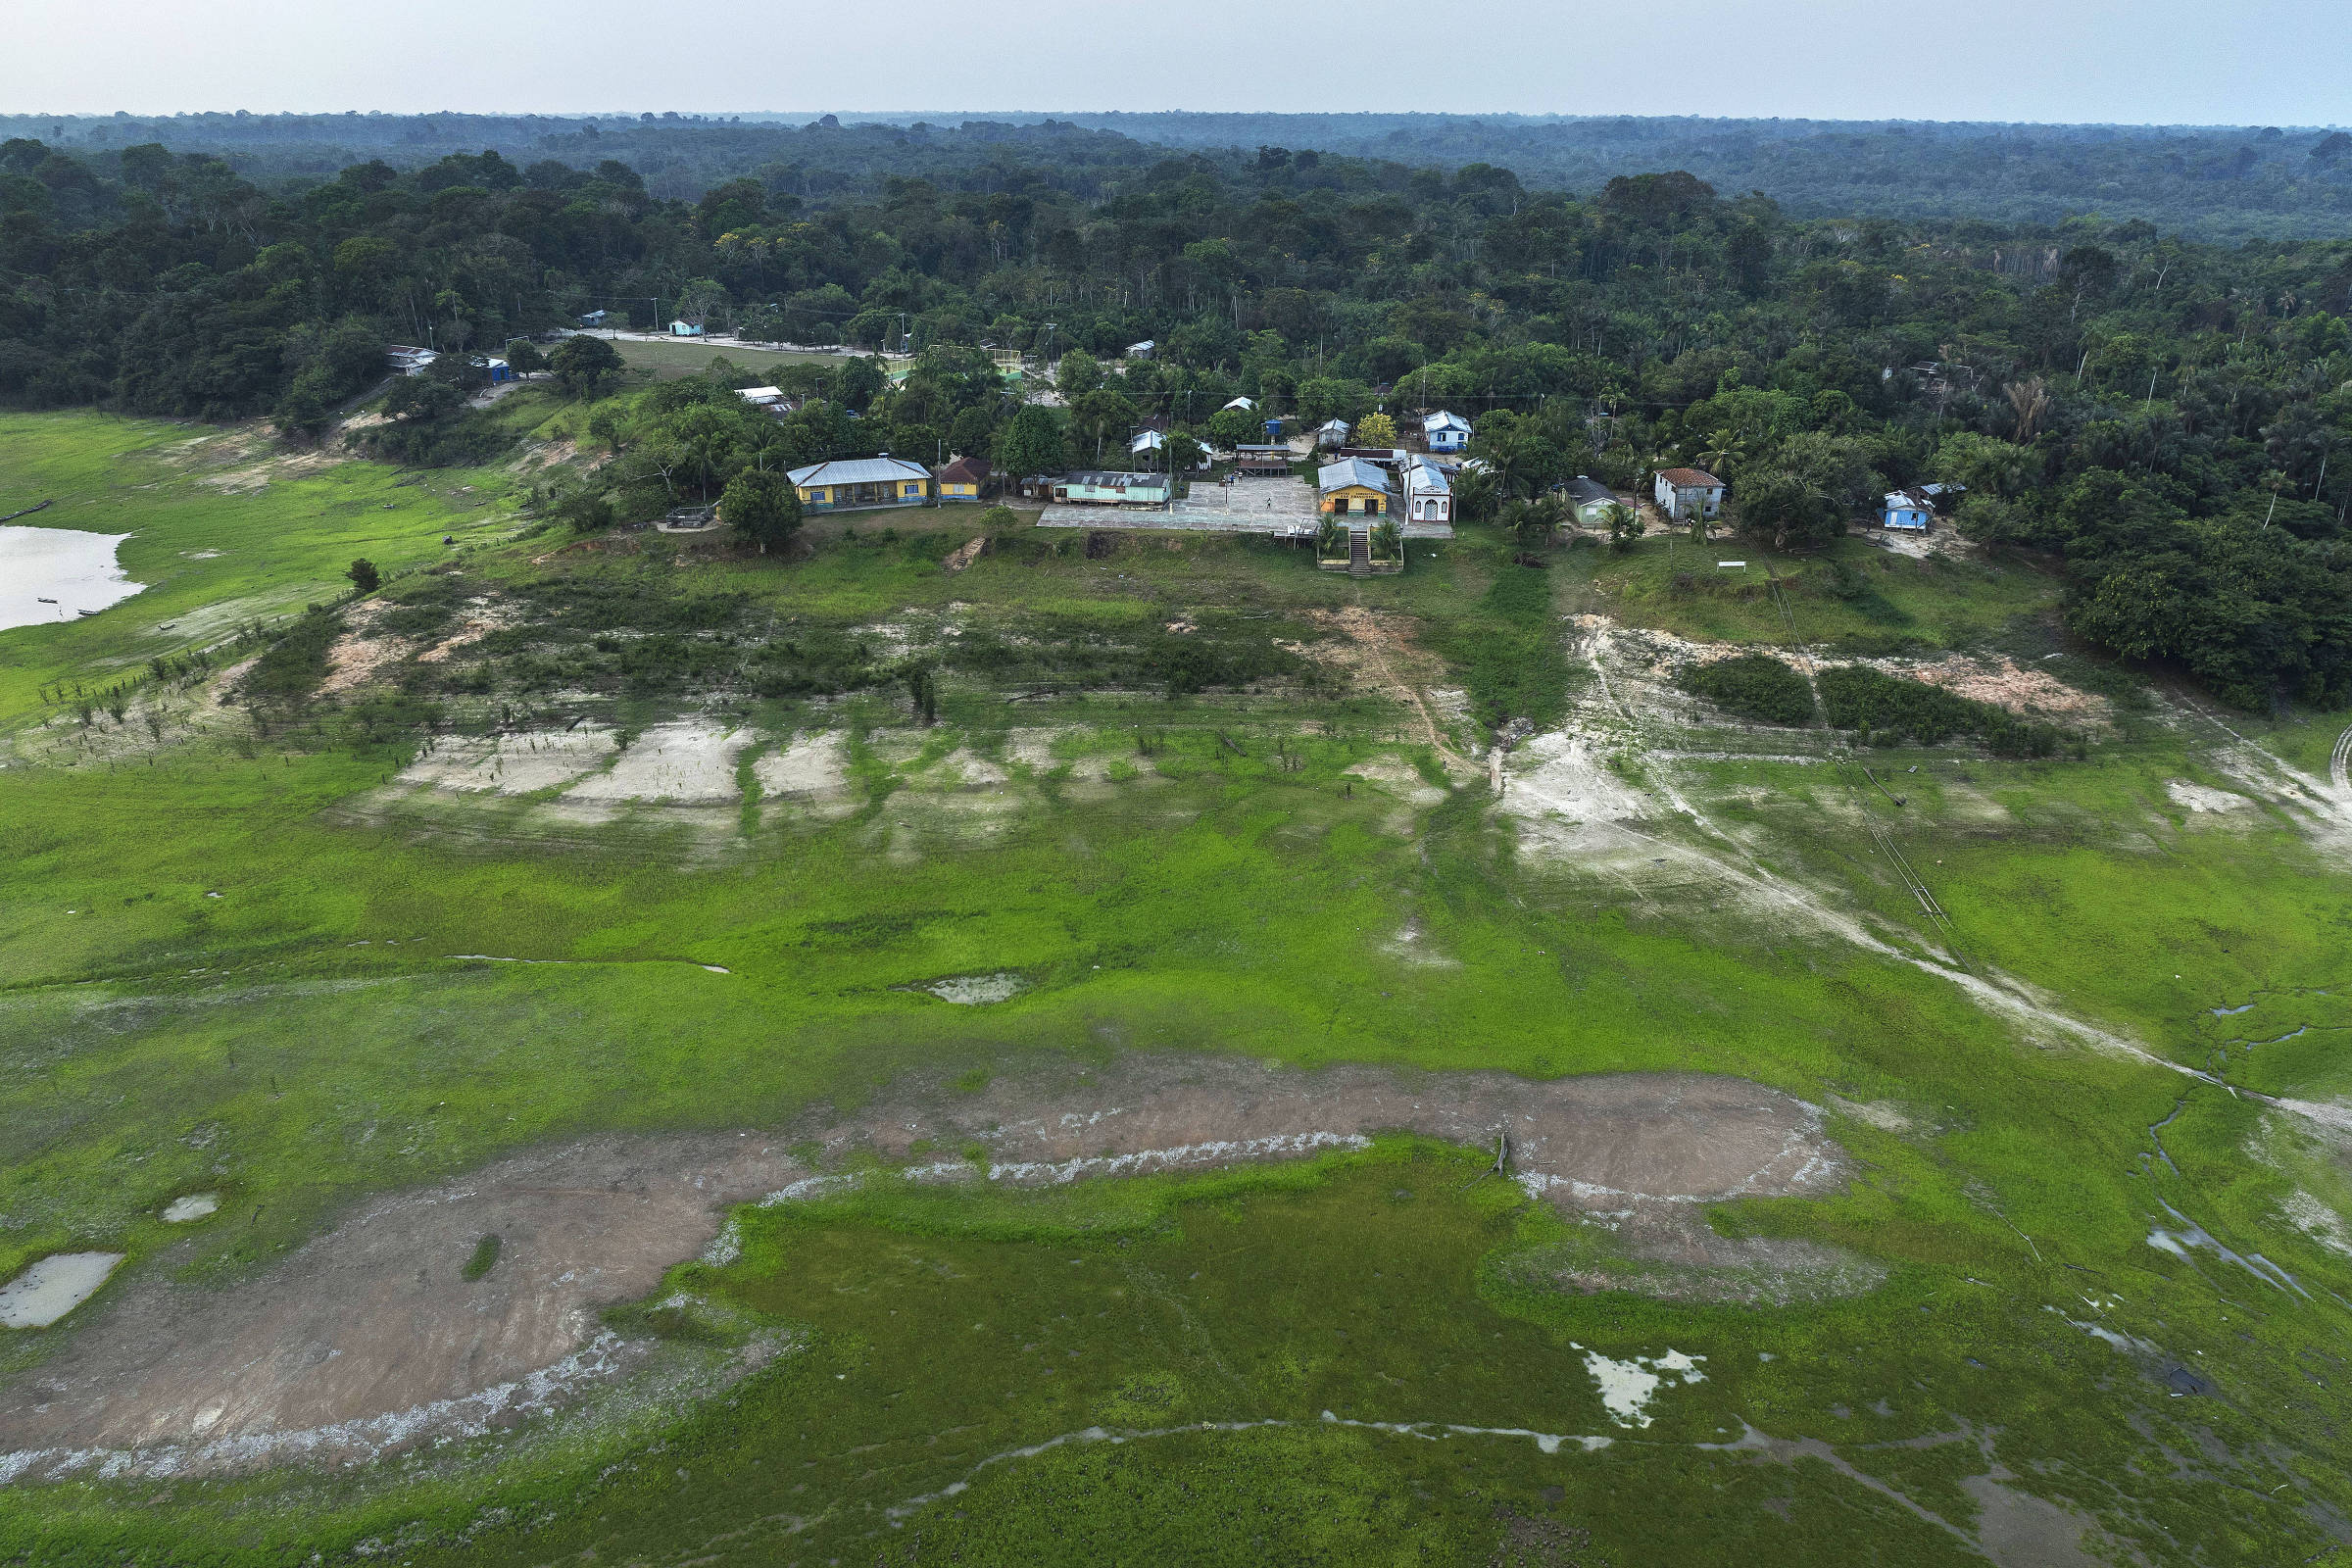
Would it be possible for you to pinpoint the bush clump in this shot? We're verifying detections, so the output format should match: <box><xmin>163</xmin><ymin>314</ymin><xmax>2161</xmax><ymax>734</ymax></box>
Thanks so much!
<box><xmin>1818</xmin><ymin>665</ymin><xmax>2062</xmax><ymax>757</ymax></box>
<box><xmin>1677</xmin><ymin>654</ymin><xmax>1815</xmax><ymax>725</ymax></box>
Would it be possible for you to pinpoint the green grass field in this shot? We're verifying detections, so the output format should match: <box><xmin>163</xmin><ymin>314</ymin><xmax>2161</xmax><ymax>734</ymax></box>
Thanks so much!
<box><xmin>594</xmin><ymin>334</ymin><xmax>862</xmax><ymax>384</ymax></box>
<box><xmin>2</xmin><ymin>412</ymin><xmax>2349</xmax><ymax>1565</ymax></box>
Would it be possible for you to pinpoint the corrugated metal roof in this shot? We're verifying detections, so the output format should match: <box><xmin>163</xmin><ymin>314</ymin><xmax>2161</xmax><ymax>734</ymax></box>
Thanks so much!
<box><xmin>1061</xmin><ymin>471</ymin><xmax>1169</xmax><ymax>488</ymax></box>
<box><xmin>1423</xmin><ymin>411</ymin><xmax>1473</xmax><ymax>432</ymax></box>
<box><xmin>1319</xmin><ymin>458</ymin><xmax>1395</xmax><ymax>494</ymax></box>
<box><xmin>1404</xmin><ymin>462</ymin><xmax>1450</xmax><ymax>496</ymax></box>
<box><xmin>1563</xmin><ymin>477</ymin><xmax>1615</xmax><ymax>506</ymax></box>
<box><xmin>788</xmin><ymin>457</ymin><xmax>931</xmax><ymax>486</ymax></box>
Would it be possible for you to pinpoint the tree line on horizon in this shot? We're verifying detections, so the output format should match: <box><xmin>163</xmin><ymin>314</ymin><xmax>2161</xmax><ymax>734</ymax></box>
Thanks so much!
<box><xmin>1</xmin><ymin>132</ymin><xmax>2349</xmax><ymax>708</ymax></box>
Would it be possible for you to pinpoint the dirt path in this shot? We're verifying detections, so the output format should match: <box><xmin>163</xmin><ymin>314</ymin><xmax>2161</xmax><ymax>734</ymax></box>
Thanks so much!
<box><xmin>1514</xmin><ymin>619</ymin><xmax>2251</xmax><ymax>1089</ymax></box>
<box><xmin>0</xmin><ymin>1060</ymin><xmax>1844</xmax><ymax>1483</ymax></box>
<box><xmin>1332</xmin><ymin>605</ymin><xmax>1474</xmax><ymax>774</ymax></box>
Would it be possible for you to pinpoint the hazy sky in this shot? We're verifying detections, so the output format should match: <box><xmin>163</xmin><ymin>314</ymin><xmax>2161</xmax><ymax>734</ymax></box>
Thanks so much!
<box><xmin>13</xmin><ymin>0</ymin><xmax>2350</xmax><ymax>125</ymax></box>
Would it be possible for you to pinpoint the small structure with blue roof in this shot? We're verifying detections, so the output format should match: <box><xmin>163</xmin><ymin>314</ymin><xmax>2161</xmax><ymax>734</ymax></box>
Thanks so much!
<box><xmin>1423</xmin><ymin>411</ymin><xmax>1474</xmax><ymax>453</ymax></box>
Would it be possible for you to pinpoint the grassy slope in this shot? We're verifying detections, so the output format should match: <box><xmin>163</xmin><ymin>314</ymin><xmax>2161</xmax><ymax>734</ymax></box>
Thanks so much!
<box><xmin>1</xmin><ymin>414</ymin><xmax>2349</xmax><ymax>1563</ymax></box>
<box><xmin>0</xmin><ymin>414</ymin><xmax>519</xmax><ymax>727</ymax></box>
<box><xmin>598</xmin><ymin>336</ymin><xmax>851</xmax><ymax>383</ymax></box>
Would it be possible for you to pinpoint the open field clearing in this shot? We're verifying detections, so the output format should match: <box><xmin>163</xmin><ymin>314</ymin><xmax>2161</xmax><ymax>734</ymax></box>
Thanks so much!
<box><xmin>2</xmin><ymin>412</ymin><xmax>2350</xmax><ymax>1566</ymax></box>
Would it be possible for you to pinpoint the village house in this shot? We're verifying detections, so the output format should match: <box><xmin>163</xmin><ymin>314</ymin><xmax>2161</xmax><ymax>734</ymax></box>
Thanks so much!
<box><xmin>1053</xmin><ymin>470</ymin><xmax>1171</xmax><ymax>506</ymax></box>
<box><xmin>1652</xmin><ymin>466</ymin><xmax>1726</xmax><ymax>520</ymax></box>
<box><xmin>1124</xmin><ymin>339</ymin><xmax>1155</xmax><ymax>361</ymax></box>
<box><xmin>1422</xmin><ymin>411</ymin><xmax>1473</xmax><ymax>453</ymax></box>
<box><xmin>1882</xmin><ymin>488</ymin><xmax>1934</xmax><ymax>531</ymax></box>
<box><xmin>1401</xmin><ymin>458</ymin><xmax>1451</xmax><ymax>523</ymax></box>
<box><xmin>1561</xmin><ymin>476</ymin><xmax>1622</xmax><ymax>528</ymax></box>
<box><xmin>669</xmin><ymin>319</ymin><xmax>705</xmax><ymax>337</ymax></box>
<box><xmin>934</xmin><ymin>455</ymin><xmax>992</xmax><ymax>501</ymax></box>
<box><xmin>788</xmin><ymin>456</ymin><xmax>931</xmax><ymax>512</ymax></box>
<box><xmin>1402</xmin><ymin>454</ymin><xmax>1451</xmax><ymax>523</ymax></box>
<box><xmin>1319</xmin><ymin>457</ymin><xmax>1394</xmax><ymax>515</ymax></box>
<box><xmin>1234</xmin><ymin>444</ymin><xmax>1296</xmax><ymax>476</ymax></box>
<box><xmin>1315</xmin><ymin>417</ymin><xmax>1352</xmax><ymax>449</ymax></box>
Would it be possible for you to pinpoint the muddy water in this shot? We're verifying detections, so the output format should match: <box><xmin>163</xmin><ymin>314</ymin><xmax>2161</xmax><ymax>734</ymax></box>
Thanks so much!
<box><xmin>0</xmin><ymin>526</ymin><xmax>143</xmax><ymax>630</ymax></box>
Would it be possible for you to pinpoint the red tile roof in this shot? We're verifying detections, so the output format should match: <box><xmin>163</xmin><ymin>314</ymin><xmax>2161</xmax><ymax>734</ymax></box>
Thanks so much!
<box><xmin>935</xmin><ymin>456</ymin><xmax>992</xmax><ymax>486</ymax></box>
<box><xmin>1656</xmin><ymin>466</ymin><xmax>1723</xmax><ymax>487</ymax></box>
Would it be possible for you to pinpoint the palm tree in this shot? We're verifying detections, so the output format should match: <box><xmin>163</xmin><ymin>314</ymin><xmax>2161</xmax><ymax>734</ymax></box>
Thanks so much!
<box><xmin>1451</xmin><ymin>464</ymin><xmax>1501</xmax><ymax>524</ymax></box>
<box><xmin>1370</xmin><ymin>518</ymin><xmax>1402</xmax><ymax>562</ymax></box>
<box><xmin>2004</xmin><ymin>377</ymin><xmax>2050</xmax><ymax>444</ymax></box>
<box><xmin>1316</xmin><ymin>514</ymin><xmax>1348</xmax><ymax>561</ymax></box>
<box><xmin>1599</xmin><ymin>501</ymin><xmax>1640</xmax><ymax>551</ymax></box>
<box><xmin>1503</xmin><ymin>496</ymin><xmax>1564</xmax><ymax>550</ymax></box>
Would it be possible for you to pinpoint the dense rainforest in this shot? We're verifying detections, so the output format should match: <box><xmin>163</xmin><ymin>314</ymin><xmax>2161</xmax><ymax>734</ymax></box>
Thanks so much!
<box><xmin>9</xmin><ymin>111</ymin><xmax>2351</xmax><ymax>239</ymax></box>
<box><xmin>1</xmin><ymin>123</ymin><xmax>2349</xmax><ymax>706</ymax></box>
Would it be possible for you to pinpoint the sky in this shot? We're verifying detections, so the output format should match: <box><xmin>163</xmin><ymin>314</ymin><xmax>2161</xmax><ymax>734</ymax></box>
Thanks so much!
<box><xmin>11</xmin><ymin>0</ymin><xmax>2351</xmax><ymax>126</ymax></box>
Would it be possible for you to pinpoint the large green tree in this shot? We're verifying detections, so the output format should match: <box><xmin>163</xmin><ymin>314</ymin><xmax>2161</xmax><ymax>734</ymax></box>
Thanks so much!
<box><xmin>549</xmin><ymin>336</ymin><xmax>625</xmax><ymax>399</ymax></box>
<box><xmin>993</xmin><ymin>405</ymin><xmax>1069</xmax><ymax>478</ymax></box>
<box><xmin>722</xmin><ymin>468</ymin><xmax>804</xmax><ymax>556</ymax></box>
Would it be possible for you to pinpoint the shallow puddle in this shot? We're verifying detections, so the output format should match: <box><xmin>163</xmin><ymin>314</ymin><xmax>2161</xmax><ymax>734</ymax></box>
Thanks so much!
<box><xmin>0</xmin><ymin>1251</ymin><xmax>124</xmax><ymax>1328</ymax></box>
<box><xmin>0</xmin><ymin>526</ymin><xmax>143</xmax><ymax>630</ymax></box>
<box><xmin>927</xmin><ymin>973</ymin><xmax>1027</xmax><ymax>1004</ymax></box>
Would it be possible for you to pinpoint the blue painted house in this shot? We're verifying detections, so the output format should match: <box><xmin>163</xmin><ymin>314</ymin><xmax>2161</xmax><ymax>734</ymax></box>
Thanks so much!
<box><xmin>1882</xmin><ymin>488</ymin><xmax>1934</xmax><ymax>531</ymax></box>
<box><xmin>1423</xmin><ymin>411</ymin><xmax>1473</xmax><ymax>453</ymax></box>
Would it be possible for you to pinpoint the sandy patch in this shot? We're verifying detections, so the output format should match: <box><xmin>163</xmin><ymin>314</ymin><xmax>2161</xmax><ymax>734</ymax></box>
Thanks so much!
<box><xmin>564</xmin><ymin>722</ymin><xmax>745</xmax><ymax>806</ymax></box>
<box><xmin>0</xmin><ymin>1060</ymin><xmax>1850</xmax><ymax>1481</ymax></box>
<box><xmin>1004</xmin><ymin>727</ymin><xmax>1073</xmax><ymax>770</ymax></box>
<box><xmin>1291</xmin><ymin>609</ymin><xmax>1474</xmax><ymax>770</ymax></box>
<box><xmin>2282</xmin><ymin>1191</ymin><xmax>2352</xmax><ymax>1257</ymax></box>
<box><xmin>406</xmin><ymin>598</ymin><xmax>514</xmax><ymax>665</ymax></box>
<box><xmin>318</xmin><ymin>607</ymin><xmax>410</xmax><ymax>697</ymax></box>
<box><xmin>1345</xmin><ymin>754</ymin><xmax>1449</xmax><ymax>808</ymax></box>
<box><xmin>399</xmin><ymin>726</ymin><xmax>617</xmax><ymax>796</ymax></box>
<box><xmin>753</xmin><ymin>732</ymin><xmax>852</xmax><ymax>806</ymax></box>
<box><xmin>1379</xmin><ymin>915</ymin><xmax>1461</xmax><ymax>968</ymax></box>
<box><xmin>1882</xmin><ymin>653</ymin><xmax>2108</xmax><ymax>723</ymax></box>
<box><xmin>1504</xmin><ymin>731</ymin><xmax>1648</xmax><ymax>828</ymax></box>
<box><xmin>162</xmin><ymin>1195</ymin><xmax>220</xmax><ymax>1224</ymax></box>
<box><xmin>2166</xmin><ymin>779</ymin><xmax>2251</xmax><ymax>813</ymax></box>
<box><xmin>918</xmin><ymin>748</ymin><xmax>1008</xmax><ymax>791</ymax></box>
<box><xmin>0</xmin><ymin>1140</ymin><xmax>797</xmax><ymax>1479</ymax></box>
<box><xmin>197</xmin><ymin>444</ymin><xmax>343</xmax><ymax>494</ymax></box>
<box><xmin>0</xmin><ymin>1253</ymin><xmax>123</xmax><ymax>1329</ymax></box>
<box><xmin>1829</xmin><ymin>1098</ymin><xmax>1915</xmax><ymax>1134</ymax></box>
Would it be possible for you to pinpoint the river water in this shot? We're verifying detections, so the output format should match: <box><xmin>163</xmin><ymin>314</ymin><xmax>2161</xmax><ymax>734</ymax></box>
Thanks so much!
<box><xmin>0</xmin><ymin>525</ymin><xmax>144</xmax><ymax>630</ymax></box>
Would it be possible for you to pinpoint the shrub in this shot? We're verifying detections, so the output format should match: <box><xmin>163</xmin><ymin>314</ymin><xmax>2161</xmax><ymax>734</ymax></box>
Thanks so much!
<box><xmin>1818</xmin><ymin>665</ymin><xmax>2061</xmax><ymax>757</ymax></box>
<box><xmin>1677</xmin><ymin>654</ymin><xmax>1815</xmax><ymax>725</ymax></box>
